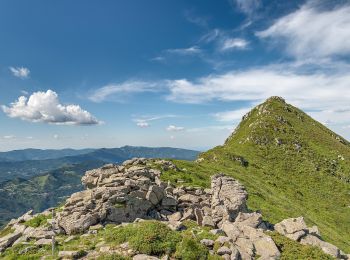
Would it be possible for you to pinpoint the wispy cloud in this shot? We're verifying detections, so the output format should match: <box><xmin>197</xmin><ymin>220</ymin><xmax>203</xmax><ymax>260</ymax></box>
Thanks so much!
<box><xmin>257</xmin><ymin>1</ymin><xmax>350</xmax><ymax>59</ymax></box>
<box><xmin>2</xmin><ymin>90</ymin><xmax>100</xmax><ymax>125</ymax></box>
<box><xmin>213</xmin><ymin>108</ymin><xmax>251</xmax><ymax>122</ymax></box>
<box><xmin>3</xmin><ymin>135</ymin><xmax>16</xmax><ymax>140</ymax></box>
<box><xmin>89</xmin><ymin>81</ymin><xmax>162</xmax><ymax>103</ymax></box>
<box><xmin>184</xmin><ymin>9</ymin><xmax>209</xmax><ymax>28</ymax></box>
<box><xmin>166</xmin><ymin>125</ymin><xmax>185</xmax><ymax>132</ymax></box>
<box><xmin>136</xmin><ymin>121</ymin><xmax>150</xmax><ymax>128</ymax></box>
<box><xmin>9</xmin><ymin>66</ymin><xmax>30</xmax><ymax>79</ymax></box>
<box><xmin>230</xmin><ymin>0</ymin><xmax>261</xmax><ymax>16</ymax></box>
<box><xmin>133</xmin><ymin>114</ymin><xmax>178</xmax><ymax>128</ymax></box>
<box><xmin>166</xmin><ymin>46</ymin><xmax>202</xmax><ymax>55</ymax></box>
<box><xmin>220</xmin><ymin>38</ymin><xmax>249</xmax><ymax>51</ymax></box>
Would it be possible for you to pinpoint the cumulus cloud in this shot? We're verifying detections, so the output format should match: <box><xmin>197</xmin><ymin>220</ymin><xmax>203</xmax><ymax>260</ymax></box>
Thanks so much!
<box><xmin>257</xmin><ymin>2</ymin><xmax>350</xmax><ymax>59</ymax></box>
<box><xmin>166</xmin><ymin>125</ymin><xmax>185</xmax><ymax>132</ymax></box>
<box><xmin>2</xmin><ymin>90</ymin><xmax>100</xmax><ymax>125</ymax></box>
<box><xmin>9</xmin><ymin>67</ymin><xmax>30</xmax><ymax>79</ymax></box>
<box><xmin>220</xmin><ymin>38</ymin><xmax>249</xmax><ymax>51</ymax></box>
<box><xmin>89</xmin><ymin>81</ymin><xmax>161</xmax><ymax>103</ymax></box>
<box><xmin>213</xmin><ymin>108</ymin><xmax>251</xmax><ymax>122</ymax></box>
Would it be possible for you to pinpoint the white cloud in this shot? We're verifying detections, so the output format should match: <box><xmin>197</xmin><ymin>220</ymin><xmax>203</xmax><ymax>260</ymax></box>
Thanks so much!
<box><xmin>53</xmin><ymin>134</ymin><xmax>59</xmax><ymax>139</ymax></box>
<box><xmin>166</xmin><ymin>46</ymin><xmax>202</xmax><ymax>55</ymax></box>
<box><xmin>136</xmin><ymin>121</ymin><xmax>150</xmax><ymax>128</ymax></box>
<box><xmin>9</xmin><ymin>67</ymin><xmax>30</xmax><ymax>79</ymax></box>
<box><xmin>165</xmin><ymin>66</ymin><xmax>350</xmax><ymax>108</ymax></box>
<box><xmin>220</xmin><ymin>38</ymin><xmax>249</xmax><ymax>51</ymax></box>
<box><xmin>89</xmin><ymin>81</ymin><xmax>161</xmax><ymax>103</ymax></box>
<box><xmin>164</xmin><ymin>63</ymin><xmax>350</xmax><ymax>132</ymax></box>
<box><xmin>184</xmin><ymin>10</ymin><xmax>208</xmax><ymax>27</ymax></box>
<box><xmin>133</xmin><ymin>115</ymin><xmax>178</xmax><ymax>128</ymax></box>
<box><xmin>231</xmin><ymin>0</ymin><xmax>261</xmax><ymax>16</ymax></box>
<box><xmin>3</xmin><ymin>135</ymin><xmax>15</xmax><ymax>139</ymax></box>
<box><xmin>257</xmin><ymin>2</ymin><xmax>350</xmax><ymax>59</ymax></box>
<box><xmin>213</xmin><ymin>108</ymin><xmax>251</xmax><ymax>122</ymax></box>
<box><xmin>2</xmin><ymin>90</ymin><xmax>100</xmax><ymax>125</ymax></box>
<box><xmin>166</xmin><ymin>125</ymin><xmax>185</xmax><ymax>132</ymax></box>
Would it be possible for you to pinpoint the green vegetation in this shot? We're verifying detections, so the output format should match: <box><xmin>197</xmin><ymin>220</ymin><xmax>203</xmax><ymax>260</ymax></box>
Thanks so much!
<box><xmin>105</xmin><ymin>221</ymin><xmax>181</xmax><ymax>256</ymax></box>
<box><xmin>270</xmin><ymin>232</ymin><xmax>334</xmax><ymax>260</ymax></box>
<box><xmin>175</xmin><ymin>236</ymin><xmax>208</xmax><ymax>259</ymax></box>
<box><xmin>1</xmin><ymin>221</ymin><xmax>220</xmax><ymax>259</ymax></box>
<box><xmin>0</xmin><ymin>227</ymin><xmax>14</xmax><ymax>238</ymax></box>
<box><xmin>24</xmin><ymin>213</ymin><xmax>52</xmax><ymax>228</ymax></box>
<box><xmin>162</xmin><ymin>98</ymin><xmax>350</xmax><ymax>252</ymax></box>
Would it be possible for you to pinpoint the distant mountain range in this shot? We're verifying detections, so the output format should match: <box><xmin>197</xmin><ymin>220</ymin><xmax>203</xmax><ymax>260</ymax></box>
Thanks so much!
<box><xmin>0</xmin><ymin>146</ymin><xmax>200</xmax><ymax>182</ymax></box>
<box><xmin>0</xmin><ymin>146</ymin><xmax>199</xmax><ymax>226</ymax></box>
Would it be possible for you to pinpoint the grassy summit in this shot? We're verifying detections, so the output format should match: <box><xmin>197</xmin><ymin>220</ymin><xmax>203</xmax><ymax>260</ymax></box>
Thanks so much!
<box><xmin>162</xmin><ymin>96</ymin><xmax>350</xmax><ymax>252</ymax></box>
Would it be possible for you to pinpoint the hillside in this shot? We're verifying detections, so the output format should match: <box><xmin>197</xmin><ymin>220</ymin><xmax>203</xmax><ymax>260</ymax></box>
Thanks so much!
<box><xmin>161</xmin><ymin>97</ymin><xmax>350</xmax><ymax>252</ymax></box>
<box><xmin>0</xmin><ymin>158</ymin><xmax>346</xmax><ymax>259</ymax></box>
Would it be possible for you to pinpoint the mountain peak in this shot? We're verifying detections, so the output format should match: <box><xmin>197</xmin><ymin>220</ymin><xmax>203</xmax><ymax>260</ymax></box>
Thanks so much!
<box><xmin>264</xmin><ymin>96</ymin><xmax>286</xmax><ymax>104</ymax></box>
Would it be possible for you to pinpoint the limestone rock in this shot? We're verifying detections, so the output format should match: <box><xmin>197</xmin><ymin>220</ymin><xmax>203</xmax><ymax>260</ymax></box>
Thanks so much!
<box><xmin>274</xmin><ymin>217</ymin><xmax>307</xmax><ymax>235</ymax></box>
<box><xmin>0</xmin><ymin>231</ymin><xmax>22</xmax><ymax>252</ymax></box>
<box><xmin>210</xmin><ymin>174</ymin><xmax>248</xmax><ymax>226</ymax></box>
<box><xmin>217</xmin><ymin>246</ymin><xmax>232</xmax><ymax>255</ymax></box>
<box><xmin>300</xmin><ymin>234</ymin><xmax>340</xmax><ymax>258</ymax></box>
<box><xmin>133</xmin><ymin>254</ymin><xmax>160</xmax><ymax>260</ymax></box>
<box><xmin>200</xmin><ymin>239</ymin><xmax>215</xmax><ymax>247</ymax></box>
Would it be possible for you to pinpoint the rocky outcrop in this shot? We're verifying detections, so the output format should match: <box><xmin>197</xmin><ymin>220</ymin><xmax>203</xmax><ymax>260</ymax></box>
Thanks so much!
<box><xmin>0</xmin><ymin>158</ymin><xmax>348</xmax><ymax>259</ymax></box>
<box><xmin>275</xmin><ymin>217</ymin><xmax>348</xmax><ymax>259</ymax></box>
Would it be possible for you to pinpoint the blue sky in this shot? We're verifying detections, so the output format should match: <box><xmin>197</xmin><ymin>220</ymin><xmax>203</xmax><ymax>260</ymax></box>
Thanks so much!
<box><xmin>1</xmin><ymin>0</ymin><xmax>350</xmax><ymax>151</ymax></box>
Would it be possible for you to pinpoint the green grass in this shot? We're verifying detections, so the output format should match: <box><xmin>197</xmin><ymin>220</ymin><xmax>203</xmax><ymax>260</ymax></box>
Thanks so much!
<box><xmin>0</xmin><ymin>227</ymin><xmax>14</xmax><ymax>238</ymax></box>
<box><xmin>24</xmin><ymin>213</ymin><xmax>52</xmax><ymax>228</ymax></box>
<box><xmin>104</xmin><ymin>221</ymin><xmax>181</xmax><ymax>256</ymax></box>
<box><xmin>161</xmin><ymin>98</ymin><xmax>350</xmax><ymax>253</ymax></box>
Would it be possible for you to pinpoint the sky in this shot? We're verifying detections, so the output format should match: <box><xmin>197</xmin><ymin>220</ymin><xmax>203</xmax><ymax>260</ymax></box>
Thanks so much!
<box><xmin>1</xmin><ymin>0</ymin><xmax>350</xmax><ymax>151</ymax></box>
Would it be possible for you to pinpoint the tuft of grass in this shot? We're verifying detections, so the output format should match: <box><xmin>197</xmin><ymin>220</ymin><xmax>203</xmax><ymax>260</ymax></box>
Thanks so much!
<box><xmin>24</xmin><ymin>214</ymin><xmax>52</xmax><ymax>228</ymax></box>
<box><xmin>174</xmin><ymin>235</ymin><xmax>209</xmax><ymax>260</ymax></box>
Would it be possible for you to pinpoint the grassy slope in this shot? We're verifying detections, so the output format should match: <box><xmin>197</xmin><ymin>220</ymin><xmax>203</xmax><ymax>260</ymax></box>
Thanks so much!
<box><xmin>162</xmin><ymin>97</ymin><xmax>350</xmax><ymax>252</ymax></box>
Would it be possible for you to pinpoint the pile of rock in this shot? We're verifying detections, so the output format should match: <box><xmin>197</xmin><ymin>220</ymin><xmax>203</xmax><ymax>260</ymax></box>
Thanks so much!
<box><xmin>1</xmin><ymin>158</ymin><xmax>349</xmax><ymax>260</ymax></box>
<box><xmin>57</xmin><ymin>159</ymin><xmax>249</xmax><ymax>236</ymax></box>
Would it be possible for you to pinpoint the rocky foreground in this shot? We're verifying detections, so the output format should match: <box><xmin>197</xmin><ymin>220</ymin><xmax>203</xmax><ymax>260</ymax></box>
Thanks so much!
<box><xmin>0</xmin><ymin>158</ymin><xmax>349</xmax><ymax>259</ymax></box>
